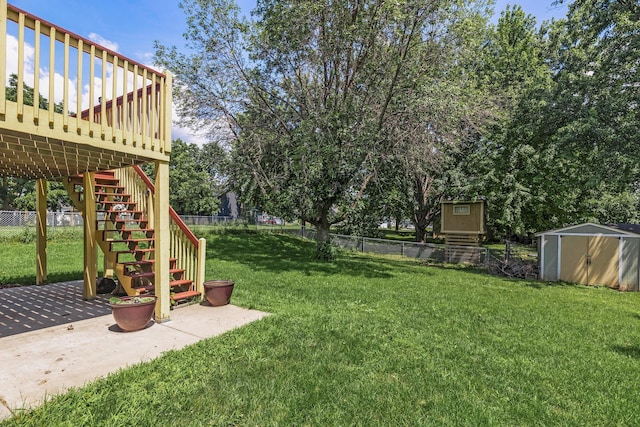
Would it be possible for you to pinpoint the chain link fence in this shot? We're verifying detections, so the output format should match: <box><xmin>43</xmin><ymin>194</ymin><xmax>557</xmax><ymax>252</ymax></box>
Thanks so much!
<box><xmin>281</xmin><ymin>228</ymin><xmax>489</xmax><ymax>265</ymax></box>
<box><xmin>0</xmin><ymin>210</ymin><xmax>84</xmax><ymax>241</ymax></box>
<box><xmin>0</xmin><ymin>211</ymin><xmax>489</xmax><ymax>265</ymax></box>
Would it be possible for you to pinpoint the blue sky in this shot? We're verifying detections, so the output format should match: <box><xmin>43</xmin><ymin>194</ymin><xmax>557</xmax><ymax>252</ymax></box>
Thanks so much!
<box><xmin>7</xmin><ymin>0</ymin><xmax>568</xmax><ymax>144</ymax></box>
<box><xmin>9</xmin><ymin>0</ymin><xmax>568</xmax><ymax>65</ymax></box>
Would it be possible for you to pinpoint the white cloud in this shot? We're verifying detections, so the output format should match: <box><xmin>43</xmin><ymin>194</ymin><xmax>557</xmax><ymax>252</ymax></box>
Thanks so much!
<box><xmin>7</xmin><ymin>33</ymin><xmax>208</xmax><ymax>149</ymax></box>
<box><xmin>6</xmin><ymin>34</ymin><xmax>79</xmax><ymax>111</ymax></box>
<box><xmin>87</xmin><ymin>33</ymin><xmax>119</xmax><ymax>53</ymax></box>
<box><xmin>171</xmin><ymin>125</ymin><xmax>209</xmax><ymax>147</ymax></box>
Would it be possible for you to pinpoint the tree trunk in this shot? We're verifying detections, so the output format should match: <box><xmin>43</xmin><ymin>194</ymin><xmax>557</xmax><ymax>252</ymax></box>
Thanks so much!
<box><xmin>314</xmin><ymin>221</ymin><xmax>334</xmax><ymax>260</ymax></box>
<box><xmin>415</xmin><ymin>221</ymin><xmax>428</xmax><ymax>243</ymax></box>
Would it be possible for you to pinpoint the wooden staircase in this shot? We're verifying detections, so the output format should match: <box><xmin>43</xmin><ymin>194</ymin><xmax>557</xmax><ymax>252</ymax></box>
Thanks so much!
<box><xmin>64</xmin><ymin>168</ymin><xmax>202</xmax><ymax>305</ymax></box>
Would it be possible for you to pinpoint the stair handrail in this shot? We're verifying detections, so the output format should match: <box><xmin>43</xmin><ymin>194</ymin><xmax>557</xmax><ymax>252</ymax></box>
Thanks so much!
<box><xmin>131</xmin><ymin>165</ymin><xmax>199</xmax><ymax>249</ymax></box>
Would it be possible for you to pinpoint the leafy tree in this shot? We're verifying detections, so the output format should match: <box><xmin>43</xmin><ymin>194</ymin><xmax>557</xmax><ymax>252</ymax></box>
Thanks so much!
<box><xmin>370</xmin><ymin>2</ymin><xmax>495</xmax><ymax>243</ymax></box>
<box><xmin>5</xmin><ymin>73</ymin><xmax>63</xmax><ymax>113</ymax></box>
<box><xmin>472</xmin><ymin>5</ymin><xmax>555</xmax><ymax>238</ymax></box>
<box><xmin>545</xmin><ymin>0</ymin><xmax>640</xmax><ymax>225</ymax></box>
<box><xmin>156</xmin><ymin>0</ymin><xmax>493</xmax><ymax>258</ymax></box>
<box><xmin>168</xmin><ymin>139</ymin><xmax>222</xmax><ymax>216</ymax></box>
<box><xmin>477</xmin><ymin>0</ymin><xmax>640</xmax><ymax>237</ymax></box>
<box><xmin>2</xmin><ymin>74</ymin><xmax>67</xmax><ymax>210</ymax></box>
<box><xmin>12</xmin><ymin>180</ymin><xmax>71</xmax><ymax>211</ymax></box>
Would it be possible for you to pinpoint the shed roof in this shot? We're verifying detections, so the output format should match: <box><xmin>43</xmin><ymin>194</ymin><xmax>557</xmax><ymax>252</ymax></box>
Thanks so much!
<box><xmin>535</xmin><ymin>222</ymin><xmax>640</xmax><ymax>237</ymax></box>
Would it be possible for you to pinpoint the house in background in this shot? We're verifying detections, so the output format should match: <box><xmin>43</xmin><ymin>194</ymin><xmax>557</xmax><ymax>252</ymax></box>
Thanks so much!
<box><xmin>218</xmin><ymin>192</ymin><xmax>240</xmax><ymax>218</ymax></box>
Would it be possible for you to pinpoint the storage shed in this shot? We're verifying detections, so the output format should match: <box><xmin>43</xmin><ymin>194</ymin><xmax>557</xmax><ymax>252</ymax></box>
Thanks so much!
<box><xmin>536</xmin><ymin>223</ymin><xmax>640</xmax><ymax>291</ymax></box>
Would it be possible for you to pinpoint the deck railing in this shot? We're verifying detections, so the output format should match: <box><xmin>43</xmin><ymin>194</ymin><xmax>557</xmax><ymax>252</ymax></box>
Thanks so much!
<box><xmin>0</xmin><ymin>1</ymin><xmax>172</xmax><ymax>157</ymax></box>
<box><xmin>114</xmin><ymin>166</ymin><xmax>206</xmax><ymax>294</ymax></box>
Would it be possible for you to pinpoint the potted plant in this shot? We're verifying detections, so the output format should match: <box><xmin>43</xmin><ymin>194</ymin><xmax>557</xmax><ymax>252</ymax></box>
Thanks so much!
<box><xmin>108</xmin><ymin>295</ymin><xmax>157</xmax><ymax>332</ymax></box>
<box><xmin>203</xmin><ymin>280</ymin><xmax>235</xmax><ymax>306</ymax></box>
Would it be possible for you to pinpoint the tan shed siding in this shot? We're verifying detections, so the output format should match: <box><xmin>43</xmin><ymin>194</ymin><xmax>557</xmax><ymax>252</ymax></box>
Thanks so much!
<box><xmin>440</xmin><ymin>202</ymin><xmax>484</xmax><ymax>234</ymax></box>
<box><xmin>541</xmin><ymin>235</ymin><xmax>559</xmax><ymax>281</ymax></box>
<box><xmin>621</xmin><ymin>238</ymin><xmax>639</xmax><ymax>291</ymax></box>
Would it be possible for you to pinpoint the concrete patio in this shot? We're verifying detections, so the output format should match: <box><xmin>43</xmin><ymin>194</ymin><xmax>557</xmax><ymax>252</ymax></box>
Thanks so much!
<box><xmin>0</xmin><ymin>281</ymin><xmax>269</xmax><ymax>420</ymax></box>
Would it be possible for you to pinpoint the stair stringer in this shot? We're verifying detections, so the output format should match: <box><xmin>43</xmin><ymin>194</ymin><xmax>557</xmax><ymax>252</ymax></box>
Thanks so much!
<box><xmin>62</xmin><ymin>174</ymin><xmax>142</xmax><ymax>297</ymax></box>
<box><xmin>95</xmin><ymin>236</ymin><xmax>138</xmax><ymax>296</ymax></box>
<box><xmin>62</xmin><ymin>167</ymin><xmax>205</xmax><ymax>303</ymax></box>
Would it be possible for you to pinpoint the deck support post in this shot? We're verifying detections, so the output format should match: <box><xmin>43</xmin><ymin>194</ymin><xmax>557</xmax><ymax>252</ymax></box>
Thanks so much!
<box><xmin>196</xmin><ymin>238</ymin><xmax>206</xmax><ymax>296</ymax></box>
<box><xmin>0</xmin><ymin>0</ymin><xmax>6</xmax><ymax>116</ymax></box>
<box><xmin>154</xmin><ymin>160</ymin><xmax>170</xmax><ymax>322</ymax></box>
<box><xmin>36</xmin><ymin>179</ymin><xmax>47</xmax><ymax>284</ymax></box>
<box><xmin>83</xmin><ymin>172</ymin><xmax>97</xmax><ymax>299</ymax></box>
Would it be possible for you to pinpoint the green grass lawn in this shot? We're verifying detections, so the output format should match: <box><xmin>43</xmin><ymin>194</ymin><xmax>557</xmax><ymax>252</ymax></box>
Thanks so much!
<box><xmin>3</xmin><ymin>233</ymin><xmax>640</xmax><ymax>425</ymax></box>
<box><xmin>0</xmin><ymin>233</ymin><xmax>101</xmax><ymax>286</ymax></box>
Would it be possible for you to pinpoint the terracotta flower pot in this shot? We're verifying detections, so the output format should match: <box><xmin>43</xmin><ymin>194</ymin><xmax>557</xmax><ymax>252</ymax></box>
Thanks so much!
<box><xmin>203</xmin><ymin>280</ymin><xmax>235</xmax><ymax>306</ymax></box>
<box><xmin>109</xmin><ymin>296</ymin><xmax>157</xmax><ymax>332</ymax></box>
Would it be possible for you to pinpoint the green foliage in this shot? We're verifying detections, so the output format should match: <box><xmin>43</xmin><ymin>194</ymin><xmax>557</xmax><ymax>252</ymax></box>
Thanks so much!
<box><xmin>477</xmin><ymin>1</ymin><xmax>640</xmax><ymax>237</ymax></box>
<box><xmin>167</xmin><ymin>139</ymin><xmax>226</xmax><ymax>215</ymax></box>
<box><xmin>155</xmin><ymin>0</ymin><xmax>494</xmax><ymax>254</ymax></box>
<box><xmin>108</xmin><ymin>296</ymin><xmax>155</xmax><ymax>305</ymax></box>
<box><xmin>314</xmin><ymin>239</ymin><xmax>337</xmax><ymax>261</ymax></box>
<box><xmin>4</xmin><ymin>234</ymin><xmax>640</xmax><ymax>425</ymax></box>
<box><xmin>8</xmin><ymin>180</ymin><xmax>72</xmax><ymax>211</ymax></box>
<box><xmin>5</xmin><ymin>73</ymin><xmax>64</xmax><ymax>113</ymax></box>
<box><xmin>0</xmin><ymin>76</ymin><xmax>72</xmax><ymax>212</ymax></box>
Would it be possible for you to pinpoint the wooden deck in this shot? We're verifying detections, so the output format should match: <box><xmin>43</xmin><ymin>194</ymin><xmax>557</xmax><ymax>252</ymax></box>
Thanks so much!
<box><xmin>0</xmin><ymin>1</ymin><xmax>172</xmax><ymax>179</ymax></box>
<box><xmin>0</xmin><ymin>1</ymin><xmax>199</xmax><ymax>322</ymax></box>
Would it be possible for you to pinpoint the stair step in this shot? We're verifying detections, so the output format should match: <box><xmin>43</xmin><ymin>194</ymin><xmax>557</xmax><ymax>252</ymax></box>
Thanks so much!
<box><xmin>171</xmin><ymin>290</ymin><xmax>201</xmax><ymax>302</ymax></box>
<box><xmin>109</xmin><ymin>238</ymin><xmax>155</xmax><ymax>244</ymax></box>
<box><xmin>115</xmin><ymin>248</ymin><xmax>155</xmax><ymax>254</ymax></box>
<box><xmin>103</xmin><ymin>229</ymin><xmax>154</xmax><ymax>235</ymax></box>
<box><xmin>169</xmin><ymin>268</ymin><xmax>184</xmax><ymax>275</ymax></box>
<box><xmin>116</xmin><ymin>249</ymin><xmax>154</xmax><ymax>263</ymax></box>
<box><xmin>96</xmin><ymin>192</ymin><xmax>130</xmax><ymax>199</ymax></box>
<box><xmin>94</xmin><ymin>184</ymin><xmax>126</xmax><ymax>192</ymax></box>
<box><xmin>126</xmin><ymin>271</ymin><xmax>155</xmax><ymax>278</ymax></box>
<box><xmin>109</xmin><ymin>240</ymin><xmax>154</xmax><ymax>251</ymax></box>
<box><xmin>145</xmin><ymin>258</ymin><xmax>177</xmax><ymax>264</ymax></box>
<box><xmin>98</xmin><ymin>210</ymin><xmax>144</xmax><ymax>217</ymax></box>
<box><xmin>68</xmin><ymin>174</ymin><xmax>118</xmax><ymax>185</ymax></box>
<box><xmin>98</xmin><ymin>200</ymin><xmax>136</xmax><ymax>206</ymax></box>
<box><xmin>97</xmin><ymin>218</ymin><xmax>148</xmax><ymax>225</ymax></box>
<box><xmin>170</xmin><ymin>279</ymin><xmax>193</xmax><ymax>287</ymax></box>
<box><xmin>121</xmin><ymin>258</ymin><xmax>177</xmax><ymax>269</ymax></box>
<box><xmin>123</xmin><ymin>267</ymin><xmax>183</xmax><ymax>278</ymax></box>
<box><xmin>133</xmin><ymin>279</ymin><xmax>193</xmax><ymax>294</ymax></box>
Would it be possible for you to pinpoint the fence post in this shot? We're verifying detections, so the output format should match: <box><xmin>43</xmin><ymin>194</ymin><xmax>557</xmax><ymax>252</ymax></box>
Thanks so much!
<box><xmin>361</xmin><ymin>237</ymin><xmax>365</xmax><ymax>252</ymax></box>
<box><xmin>402</xmin><ymin>242</ymin><xmax>405</xmax><ymax>257</ymax></box>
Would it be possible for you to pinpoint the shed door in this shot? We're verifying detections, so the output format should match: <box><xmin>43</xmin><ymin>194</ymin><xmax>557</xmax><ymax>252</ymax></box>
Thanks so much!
<box><xmin>560</xmin><ymin>235</ymin><xmax>619</xmax><ymax>287</ymax></box>
<box><xmin>560</xmin><ymin>236</ymin><xmax>588</xmax><ymax>285</ymax></box>
<box><xmin>588</xmin><ymin>235</ymin><xmax>619</xmax><ymax>287</ymax></box>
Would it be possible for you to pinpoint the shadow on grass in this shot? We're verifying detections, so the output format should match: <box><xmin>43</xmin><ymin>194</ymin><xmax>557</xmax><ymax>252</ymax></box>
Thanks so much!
<box><xmin>611</xmin><ymin>344</ymin><xmax>640</xmax><ymax>359</ymax></box>
<box><xmin>203</xmin><ymin>232</ymin><xmax>435</xmax><ymax>279</ymax></box>
<box><xmin>458</xmin><ymin>267</ymin><xmax>580</xmax><ymax>291</ymax></box>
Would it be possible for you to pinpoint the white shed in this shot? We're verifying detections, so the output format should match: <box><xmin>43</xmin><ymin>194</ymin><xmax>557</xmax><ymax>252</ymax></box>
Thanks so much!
<box><xmin>536</xmin><ymin>223</ymin><xmax>640</xmax><ymax>291</ymax></box>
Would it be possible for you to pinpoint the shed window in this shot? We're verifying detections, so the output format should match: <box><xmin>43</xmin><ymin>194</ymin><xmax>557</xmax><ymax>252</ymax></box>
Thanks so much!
<box><xmin>453</xmin><ymin>205</ymin><xmax>470</xmax><ymax>215</ymax></box>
